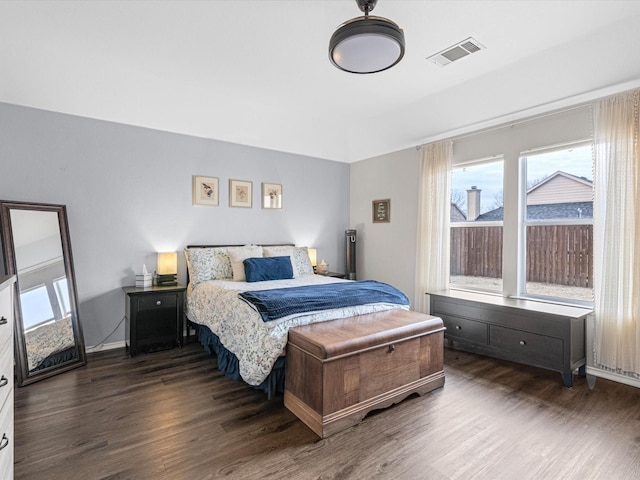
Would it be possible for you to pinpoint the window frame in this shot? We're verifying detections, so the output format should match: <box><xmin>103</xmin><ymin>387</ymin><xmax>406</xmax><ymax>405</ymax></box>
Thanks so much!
<box><xmin>517</xmin><ymin>140</ymin><xmax>594</xmax><ymax>307</ymax></box>
<box><xmin>448</xmin><ymin>141</ymin><xmax>594</xmax><ymax>307</ymax></box>
<box><xmin>449</xmin><ymin>156</ymin><xmax>505</xmax><ymax>295</ymax></box>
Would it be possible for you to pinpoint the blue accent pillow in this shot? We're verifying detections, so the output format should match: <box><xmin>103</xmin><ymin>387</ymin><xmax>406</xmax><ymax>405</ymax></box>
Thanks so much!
<box><xmin>244</xmin><ymin>256</ymin><xmax>294</xmax><ymax>282</ymax></box>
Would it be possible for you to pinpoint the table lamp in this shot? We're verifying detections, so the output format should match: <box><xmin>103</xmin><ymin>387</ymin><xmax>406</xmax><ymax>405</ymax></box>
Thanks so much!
<box><xmin>157</xmin><ymin>252</ymin><xmax>178</xmax><ymax>286</ymax></box>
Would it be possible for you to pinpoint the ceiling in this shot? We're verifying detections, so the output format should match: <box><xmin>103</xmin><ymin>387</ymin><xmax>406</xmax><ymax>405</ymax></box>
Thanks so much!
<box><xmin>2</xmin><ymin>1</ymin><xmax>640</xmax><ymax>163</ymax></box>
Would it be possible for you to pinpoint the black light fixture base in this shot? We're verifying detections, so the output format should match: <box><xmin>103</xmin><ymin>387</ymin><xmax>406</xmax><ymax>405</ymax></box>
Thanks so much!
<box><xmin>356</xmin><ymin>0</ymin><xmax>378</xmax><ymax>13</ymax></box>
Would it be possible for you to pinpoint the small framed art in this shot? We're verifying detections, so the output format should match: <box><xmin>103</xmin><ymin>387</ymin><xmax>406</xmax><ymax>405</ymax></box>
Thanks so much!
<box><xmin>372</xmin><ymin>199</ymin><xmax>390</xmax><ymax>223</ymax></box>
<box><xmin>229</xmin><ymin>179</ymin><xmax>252</xmax><ymax>208</ymax></box>
<box><xmin>262</xmin><ymin>182</ymin><xmax>283</xmax><ymax>209</ymax></box>
<box><xmin>193</xmin><ymin>175</ymin><xmax>219</xmax><ymax>206</ymax></box>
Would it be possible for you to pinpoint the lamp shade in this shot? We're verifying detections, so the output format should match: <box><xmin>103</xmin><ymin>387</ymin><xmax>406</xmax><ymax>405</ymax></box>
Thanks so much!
<box><xmin>329</xmin><ymin>15</ymin><xmax>405</xmax><ymax>74</ymax></box>
<box><xmin>157</xmin><ymin>252</ymin><xmax>177</xmax><ymax>275</ymax></box>
<box><xmin>308</xmin><ymin>248</ymin><xmax>317</xmax><ymax>267</ymax></box>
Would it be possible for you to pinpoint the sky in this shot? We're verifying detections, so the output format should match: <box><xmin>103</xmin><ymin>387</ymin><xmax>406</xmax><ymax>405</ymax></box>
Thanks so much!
<box><xmin>451</xmin><ymin>145</ymin><xmax>593</xmax><ymax>213</ymax></box>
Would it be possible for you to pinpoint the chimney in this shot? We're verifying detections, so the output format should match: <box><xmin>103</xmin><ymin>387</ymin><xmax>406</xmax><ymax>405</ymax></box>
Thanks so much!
<box><xmin>467</xmin><ymin>186</ymin><xmax>481</xmax><ymax>221</ymax></box>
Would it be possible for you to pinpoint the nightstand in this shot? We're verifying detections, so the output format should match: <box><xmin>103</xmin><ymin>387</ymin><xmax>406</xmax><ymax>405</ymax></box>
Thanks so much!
<box><xmin>318</xmin><ymin>272</ymin><xmax>346</xmax><ymax>279</ymax></box>
<box><xmin>123</xmin><ymin>285</ymin><xmax>186</xmax><ymax>357</ymax></box>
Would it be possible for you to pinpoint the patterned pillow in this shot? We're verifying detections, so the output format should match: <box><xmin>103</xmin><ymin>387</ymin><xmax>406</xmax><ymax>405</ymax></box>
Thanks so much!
<box><xmin>263</xmin><ymin>245</ymin><xmax>314</xmax><ymax>277</ymax></box>
<box><xmin>293</xmin><ymin>246</ymin><xmax>315</xmax><ymax>276</ymax></box>
<box><xmin>184</xmin><ymin>247</ymin><xmax>233</xmax><ymax>284</ymax></box>
<box><xmin>228</xmin><ymin>245</ymin><xmax>264</xmax><ymax>281</ymax></box>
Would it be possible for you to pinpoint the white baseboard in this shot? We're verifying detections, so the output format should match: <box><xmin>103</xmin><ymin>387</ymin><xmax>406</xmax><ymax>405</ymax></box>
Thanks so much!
<box><xmin>86</xmin><ymin>341</ymin><xmax>126</xmax><ymax>354</ymax></box>
<box><xmin>586</xmin><ymin>366</ymin><xmax>640</xmax><ymax>390</ymax></box>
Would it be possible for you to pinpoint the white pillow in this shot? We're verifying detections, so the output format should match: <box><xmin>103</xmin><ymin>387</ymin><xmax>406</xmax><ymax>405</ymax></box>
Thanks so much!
<box><xmin>263</xmin><ymin>246</ymin><xmax>296</xmax><ymax>277</ymax></box>
<box><xmin>228</xmin><ymin>245</ymin><xmax>263</xmax><ymax>281</ymax></box>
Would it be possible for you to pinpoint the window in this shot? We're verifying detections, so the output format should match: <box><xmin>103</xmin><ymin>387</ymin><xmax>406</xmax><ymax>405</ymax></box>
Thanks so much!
<box><xmin>20</xmin><ymin>285</ymin><xmax>54</xmax><ymax>330</ymax></box>
<box><xmin>449</xmin><ymin>143</ymin><xmax>594</xmax><ymax>305</ymax></box>
<box><xmin>54</xmin><ymin>276</ymin><xmax>71</xmax><ymax>316</ymax></box>
<box><xmin>521</xmin><ymin>144</ymin><xmax>593</xmax><ymax>303</ymax></box>
<box><xmin>450</xmin><ymin>158</ymin><xmax>504</xmax><ymax>293</ymax></box>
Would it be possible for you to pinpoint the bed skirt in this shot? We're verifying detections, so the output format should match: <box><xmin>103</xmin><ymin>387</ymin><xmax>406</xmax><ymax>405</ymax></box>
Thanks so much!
<box><xmin>31</xmin><ymin>346</ymin><xmax>78</xmax><ymax>372</ymax></box>
<box><xmin>188</xmin><ymin>320</ymin><xmax>285</xmax><ymax>399</ymax></box>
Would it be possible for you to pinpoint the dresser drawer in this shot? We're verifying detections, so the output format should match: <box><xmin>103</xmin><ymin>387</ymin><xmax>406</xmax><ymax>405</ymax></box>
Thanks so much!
<box><xmin>0</xmin><ymin>336</ymin><xmax>12</xmax><ymax>413</ymax></box>
<box><xmin>0</xmin><ymin>388</ymin><xmax>13</xmax><ymax>480</ymax></box>
<box><xmin>490</xmin><ymin>325</ymin><xmax>563</xmax><ymax>369</ymax></box>
<box><xmin>440</xmin><ymin>314</ymin><xmax>488</xmax><ymax>345</ymax></box>
<box><xmin>137</xmin><ymin>293</ymin><xmax>177</xmax><ymax>311</ymax></box>
<box><xmin>0</xmin><ymin>287</ymin><xmax>12</xmax><ymax>347</ymax></box>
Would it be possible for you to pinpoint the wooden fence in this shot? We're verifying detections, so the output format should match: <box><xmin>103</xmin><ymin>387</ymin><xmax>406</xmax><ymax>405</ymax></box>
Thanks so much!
<box><xmin>450</xmin><ymin>224</ymin><xmax>593</xmax><ymax>288</ymax></box>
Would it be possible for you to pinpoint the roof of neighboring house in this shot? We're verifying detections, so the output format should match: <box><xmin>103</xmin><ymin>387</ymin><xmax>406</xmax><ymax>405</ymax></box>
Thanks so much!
<box><xmin>526</xmin><ymin>170</ymin><xmax>592</xmax><ymax>195</ymax></box>
<box><xmin>452</xmin><ymin>170</ymin><xmax>594</xmax><ymax>222</ymax></box>
<box><xmin>472</xmin><ymin>201</ymin><xmax>593</xmax><ymax>221</ymax></box>
<box><xmin>451</xmin><ymin>203</ymin><xmax>466</xmax><ymax>222</ymax></box>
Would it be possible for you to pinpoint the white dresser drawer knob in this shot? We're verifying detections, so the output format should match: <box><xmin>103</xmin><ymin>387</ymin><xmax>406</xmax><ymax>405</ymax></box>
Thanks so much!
<box><xmin>156</xmin><ymin>300</ymin><xmax>162</xmax><ymax>306</ymax></box>
<box><xmin>0</xmin><ymin>375</ymin><xmax>7</xmax><ymax>388</ymax></box>
<box><xmin>519</xmin><ymin>340</ymin><xmax>527</xmax><ymax>346</ymax></box>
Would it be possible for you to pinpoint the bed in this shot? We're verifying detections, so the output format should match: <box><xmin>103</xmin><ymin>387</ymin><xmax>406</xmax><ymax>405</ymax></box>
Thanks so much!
<box><xmin>184</xmin><ymin>244</ymin><xmax>411</xmax><ymax>398</ymax></box>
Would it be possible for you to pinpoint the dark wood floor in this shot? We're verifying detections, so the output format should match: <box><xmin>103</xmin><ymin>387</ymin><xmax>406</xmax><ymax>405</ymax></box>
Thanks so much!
<box><xmin>14</xmin><ymin>343</ymin><xmax>640</xmax><ymax>480</ymax></box>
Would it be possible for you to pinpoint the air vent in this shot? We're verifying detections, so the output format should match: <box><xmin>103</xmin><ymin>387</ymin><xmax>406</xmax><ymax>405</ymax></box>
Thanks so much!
<box><xmin>427</xmin><ymin>37</ymin><xmax>485</xmax><ymax>67</ymax></box>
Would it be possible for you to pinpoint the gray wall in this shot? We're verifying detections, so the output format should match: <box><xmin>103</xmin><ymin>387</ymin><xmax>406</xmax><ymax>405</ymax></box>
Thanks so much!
<box><xmin>349</xmin><ymin>147</ymin><xmax>422</xmax><ymax>307</ymax></box>
<box><xmin>0</xmin><ymin>103</ymin><xmax>350</xmax><ymax>347</ymax></box>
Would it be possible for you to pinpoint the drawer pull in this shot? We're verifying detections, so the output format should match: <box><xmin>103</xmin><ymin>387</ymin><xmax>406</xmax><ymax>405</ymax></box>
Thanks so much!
<box><xmin>519</xmin><ymin>340</ymin><xmax>527</xmax><ymax>346</ymax></box>
<box><xmin>156</xmin><ymin>300</ymin><xmax>162</xmax><ymax>306</ymax></box>
<box><xmin>388</xmin><ymin>344</ymin><xmax>396</xmax><ymax>353</ymax></box>
<box><xmin>0</xmin><ymin>376</ymin><xmax>7</xmax><ymax>388</ymax></box>
<box><xmin>0</xmin><ymin>316</ymin><xmax>6</xmax><ymax>326</ymax></box>
<box><xmin>455</xmin><ymin>325</ymin><xmax>462</xmax><ymax>330</ymax></box>
<box><xmin>0</xmin><ymin>433</ymin><xmax>8</xmax><ymax>451</ymax></box>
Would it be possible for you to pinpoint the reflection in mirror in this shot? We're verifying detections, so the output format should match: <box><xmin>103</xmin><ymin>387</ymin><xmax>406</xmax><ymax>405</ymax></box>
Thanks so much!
<box><xmin>0</xmin><ymin>201</ymin><xmax>86</xmax><ymax>386</ymax></box>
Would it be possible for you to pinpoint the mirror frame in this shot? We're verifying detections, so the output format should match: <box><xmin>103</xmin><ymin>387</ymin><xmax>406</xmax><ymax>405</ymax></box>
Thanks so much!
<box><xmin>0</xmin><ymin>201</ymin><xmax>87</xmax><ymax>386</ymax></box>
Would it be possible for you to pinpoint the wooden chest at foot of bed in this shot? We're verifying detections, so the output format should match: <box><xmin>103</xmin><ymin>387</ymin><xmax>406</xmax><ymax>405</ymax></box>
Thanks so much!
<box><xmin>284</xmin><ymin>309</ymin><xmax>445</xmax><ymax>438</ymax></box>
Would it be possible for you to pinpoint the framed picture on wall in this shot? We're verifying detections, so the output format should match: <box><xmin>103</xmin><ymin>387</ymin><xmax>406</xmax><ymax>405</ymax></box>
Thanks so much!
<box><xmin>229</xmin><ymin>179</ymin><xmax>253</xmax><ymax>208</ymax></box>
<box><xmin>372</xmin><ymin>199</ymin><xmax>390</xmax><ymax>223</ymax></box>
<box><xmin>262</xmin><ymin>182</ymin><xmax>283</xmax><ymax>209</ymax></box>
<box><xmin>192</xmin><ymin>175</ymin><xmax>219</xmax><ymax>206</ymax></box>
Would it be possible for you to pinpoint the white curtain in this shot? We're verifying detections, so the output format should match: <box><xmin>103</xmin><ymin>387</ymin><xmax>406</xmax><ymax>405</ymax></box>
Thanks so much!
<box><xmin>414</xmin><ymin>140</ymin><xmax>453</xmax><ymax>313</ymax></box>
<box><xmin>592</xmin><ymin>89</ymin><xmax>640</xmax><ymax>379</ymax></box>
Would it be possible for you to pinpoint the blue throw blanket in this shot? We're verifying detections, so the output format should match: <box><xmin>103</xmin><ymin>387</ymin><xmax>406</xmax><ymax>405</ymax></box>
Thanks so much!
<box><xmin>238</xmin><ymin>280</ymin><xmax>409</xmax><ymax>323</ymax></box>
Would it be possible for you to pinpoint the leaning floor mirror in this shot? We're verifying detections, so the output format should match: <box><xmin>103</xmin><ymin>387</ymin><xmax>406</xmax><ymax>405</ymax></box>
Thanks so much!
<box><xmin>0</xmin><ymin>201</ymin><xmax>86</xmax><ymax>386</ymax></box>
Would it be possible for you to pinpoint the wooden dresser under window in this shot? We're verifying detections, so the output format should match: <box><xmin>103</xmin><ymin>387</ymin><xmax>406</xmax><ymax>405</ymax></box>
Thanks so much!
<box><xmin>429</xmin><ymin>289</ymin><xmax>591</xmax><ymax>387</ymax></box>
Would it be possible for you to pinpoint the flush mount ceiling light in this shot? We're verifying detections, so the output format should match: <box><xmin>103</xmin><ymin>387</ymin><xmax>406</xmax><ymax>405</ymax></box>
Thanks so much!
<box><xmin>329</xmin><ymin>0</ymin><xmax>405</xmax><ymax>74</ymax></box>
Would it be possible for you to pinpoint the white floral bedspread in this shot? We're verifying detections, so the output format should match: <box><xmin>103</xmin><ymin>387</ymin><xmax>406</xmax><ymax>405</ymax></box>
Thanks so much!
<box><xmin>186</xmin><ymin>275</ymin><xmax>409</xmax><ymax>385</ymax></box>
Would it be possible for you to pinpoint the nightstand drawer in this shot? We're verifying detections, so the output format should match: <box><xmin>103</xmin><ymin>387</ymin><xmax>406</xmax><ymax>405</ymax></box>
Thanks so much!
<box><xmin>137</xmin><ymin>293</ymin><xmax>177</xmax><ymax>311</ymax></box>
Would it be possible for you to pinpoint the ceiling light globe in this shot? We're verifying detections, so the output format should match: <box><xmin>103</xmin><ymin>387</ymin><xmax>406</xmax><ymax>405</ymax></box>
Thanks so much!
<box><xmin>329</xmin><ymin>16</ymin><xmax>405</xmax><ymax>74</ymax></box>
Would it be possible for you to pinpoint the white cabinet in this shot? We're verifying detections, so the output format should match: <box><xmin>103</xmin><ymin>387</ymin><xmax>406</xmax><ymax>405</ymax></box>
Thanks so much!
<box><xmin>0</xmin><ymin>276</ymin><xmax>15</xmax><ymax>480</ymax></box>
